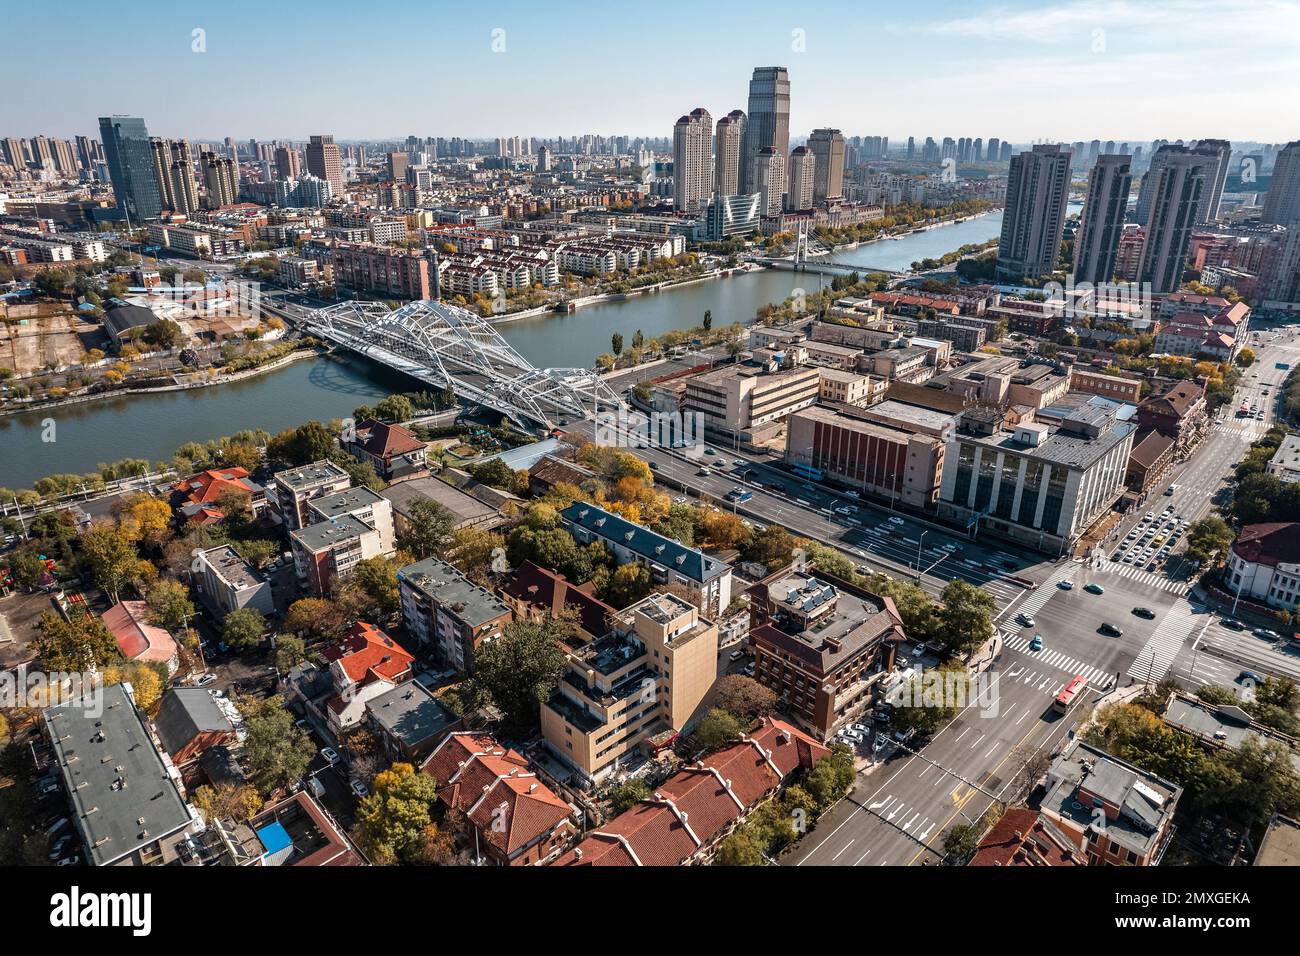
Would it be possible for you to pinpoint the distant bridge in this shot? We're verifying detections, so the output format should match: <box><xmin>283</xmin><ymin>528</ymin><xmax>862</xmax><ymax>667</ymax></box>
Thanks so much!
<box><xmin>304</xmin><ymin>299</ymin><xmax>624</xmax><ymax>432</ymax></box>
<box><xmin>755</xmin><ymin>257</ymin><xmax>906</xmax><ymax>278</ymax></box>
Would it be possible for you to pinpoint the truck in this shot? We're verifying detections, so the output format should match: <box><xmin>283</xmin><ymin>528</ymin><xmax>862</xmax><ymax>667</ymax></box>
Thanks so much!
<box><xmin>726</xmin><ymin>487</ymin><xmax>753</xmax><ymax>504</ymax></box>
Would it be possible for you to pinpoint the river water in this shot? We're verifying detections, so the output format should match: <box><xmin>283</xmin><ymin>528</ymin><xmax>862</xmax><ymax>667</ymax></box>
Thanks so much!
<box><xmin>1</xmin><ymin>211</ymin><xmax>1013</xmax><ymax>488</ymax></box>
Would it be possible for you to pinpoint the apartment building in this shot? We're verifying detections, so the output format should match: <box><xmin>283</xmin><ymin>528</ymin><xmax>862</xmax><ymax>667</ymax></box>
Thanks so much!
<box><xmin>746</xmin><ymin>565</ymin><xmax>906</xmax><ymax>740</ymax></box>
<box><xmin>817</xmin><ymin>368</ymin><xmax>880</xmax><ymax>407</ymax></box>
<box><xmin>304</xmin><ymin>486</ymin><xmax>395</xmax><ymax>554</ymax></box>
<box><xmin>319</xmin><ymin>621</ymin><xmax>416</xmax><ymax>732</ymax></box>
<box><xmin>194</xmin><ymin>544</ymin><xmax>275</xmax><ymax>620</ymax></box>
<box><xmin>343</xmin><ymin>419</ymin><xmax>428</xmax><ymax>480</ymax></box>
<box><xmin>541</xmin><ymin>593</ymin><xmax>719</xmax><ymax>784</ymax></box>
<box><xmin>331</xmin><ymin>242</ymin><xmax>437</xmax><ymax>300</ymax></box>
<box><xmin>785</xmin><ymin>404</ymin><xmax>948</xmax><ymax>509</ymax></box>
<box><xmin>938</xmin><ymin>401</ymin><xmax>1136</xmax><ymax>554</ymax></box>
<box><xmin>560</xmin><ymin>502</ymin><xmax>733</xmax><ymax>617</ymax></box>
<box><xmin>1068</xmin><ymin>367</ymin><xmax>1143</xmax><ymax>403</ymax></box>
<box><xmin>290</xmin><ymin>514</ymin><xmax>386</xmax><ymax>597</ymax></box>
<box><xmin>398</xmin><ymin>557</ymin><xmax>513</xmax><ymax>672</ymax></box>
<box><xmin>269</xmin><ymin>460</ymin><xmax>352</xmax><ymax>530</ymax></box>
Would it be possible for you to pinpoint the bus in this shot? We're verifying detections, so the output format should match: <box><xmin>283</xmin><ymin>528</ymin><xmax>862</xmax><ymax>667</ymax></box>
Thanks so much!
<box><xmin>1052</xmin><ymin>675</ymin><xmax>1088</xmax><ymax>714</ymax></box>
<box><xmin>791</xmin><ymin>461</ymin><xmax>824</xmax><ymax>482</ymax></box>
<box><xmin>726</xmin><ymin>487</ymin><xmax>753</xmax><ymax>504</ymax></box>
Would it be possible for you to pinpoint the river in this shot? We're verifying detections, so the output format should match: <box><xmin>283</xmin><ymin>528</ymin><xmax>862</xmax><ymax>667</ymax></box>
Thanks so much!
<box><xmin>0</xmin><ymin>210</ymin><xmax>1015</xmax><ymax>488</ymax></box>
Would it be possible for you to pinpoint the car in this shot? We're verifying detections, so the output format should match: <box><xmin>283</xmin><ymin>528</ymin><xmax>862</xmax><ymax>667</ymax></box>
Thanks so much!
<box><xmin>1254</xmin><ymin>628</ymin><xmax>1282</xmax><ymax>641</ymax></box>
<box><xmin>1133</xmin><ymin>607</ymin><xmax>1156</xmax><ymax>619</ymax></box>
<box><xmin>733</xmin><ymin>459</ymin><xmax>746</xmax><ymax>467</ymax></box>
<box><xmin>696</xmin><ymin>467</ymin><xmax>709</xmax><ymax>476</ymax></box>
<box><xmin>1145</xmin><ymin>512</ymin><xmax>1155</xmax><ymax>521</ymax></box>
<box><xmin>55</xmin><ymin>855</ymin><xmax>80</xmax><ymax>866</ymax></box>
<box><xmin>840</xmin><ymin>729</ymin><xmax>862</xmax><ymax>743</ymax></box>
<box><xmin>350</xmin><ymin>779</ymin><xmax>370</xmax><ymax>798</ymax></box>
<box><xmin>649</xmin><ymin>461</ymin><xmax>658</xmax><ymax>471</ymax></box>
<box><xmin>672</xmin><ymin>495</ymin><xmax>688</xmax><ymax>504</ymax></box>
<box><xmin>741</xmin><ymin>664</ymin><xmax>755</xmax><ymax>677</ymax></box>
<box><xmin>1099</xmin><ymin>623</ymin><xmax>1123</xmax><ymax>637</ymax></box>
<box><xmin>1220</xmin><ymin>619</ymin><xmax>1246</xmax><ymax>631</ymax></box>
<box><xmin>704</xmin><ymin>448</ymin><xmax>716</xmax><ymax>456</ymax></box>
<box><xmin>48</xmin><ymin>835</ymin><xmax>74</xmax><ymax>861</ymax></box>
<box><xmin>36</xmin><ymin>779</ymin><xmax>60</xmax><ymax>797</ymax></box>
<box><xmin>1164</xmin><ymin>485</ymin><xmax>1178</xmax><ymax>495</ymax></box>
<box><xmin>852</xmin><ymin>722</ymin><xmax>870</xmax><ymax>735</ymax></box>
<box><xmin>320</xmin><ymin>747</ymin><xmax>341</xmax><ymax>765</ymax></box>
<box><xmin>1239</xmin><ymin>670</ymin><xmax>1265</xmax><ymax>685</ymax></box>
<box><xmin>728</xmin><ymin>650</ymin><xmax>744</xmax><ymax>662</ymax></box>
<box><xmin>1058</xmin><ymin>579</ymin><xmax>1074</xmax><ymax>590</ymax></box>
<box><xmin>1016</xmin><ymin>613</ymin><xmax>1036</xmax><ymax>628</ymax></box>
<box><xmin>888</xmin><ymin>516</ymin><xmax>905</xmax><ymax>525</ymax></box>
<box><xmin>1029</xmin><ymin>634</ymin><xmax>1043</xmax><ymax>651</ymax></box>
<box><xmin>1084</xmin><ymin>583</ymin><xmax>1104</xmax><ymax>595</ymax></box>
<box><xmin>872</xmin><ymin>710</ymin><xmax>891</xmax><ymax>723</ymax></box>
<box><xmin>942</xmin><ymin>542</ymin><xmax>963</xmax><ymax>552</ymax></box>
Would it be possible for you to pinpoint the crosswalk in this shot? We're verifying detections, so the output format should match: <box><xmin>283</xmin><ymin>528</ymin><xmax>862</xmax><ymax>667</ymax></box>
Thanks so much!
<box><xmin>1212</xmin><ymin>421</ymin><xmax>1267</xmax><ymax>441</ymax></box>
<box><xmin>1000</xmin><ymin>629</ymin><xmax>1115</xmax><ymax>691</ymax></box>
<box><xmin>998</xmin><ymin>564</ymin><xmax>1074</xmax><ymax>623</ymax></box>
<box><xmin>1099</xmin><ymin>561</ymin><xmax>1190</xmax><ymax>595</ymax></box>
<box><xmin>1126</xmin><ymin>602</ymin><xmax>1202</xmax><ymax>684</ymax></box>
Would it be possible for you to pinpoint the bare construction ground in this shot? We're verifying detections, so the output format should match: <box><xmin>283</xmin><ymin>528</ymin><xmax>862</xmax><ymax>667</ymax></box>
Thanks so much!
<box><xmin>0</xmin><ymin>305</ymin><xmax>99</xmax><ymax>376</ymax></box>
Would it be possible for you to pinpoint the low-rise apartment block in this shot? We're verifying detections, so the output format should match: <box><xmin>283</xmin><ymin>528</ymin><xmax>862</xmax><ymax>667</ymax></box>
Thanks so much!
<box><xmin>398</xmin><ymin>557</ymin><xmax>513</xmax><ymax>672</ymax></box>
<box><xmin>194</xmin><ymin>544</ymin><xmax>275</xmax><ymax>620</ymax></box>
<box><xmin>269</xmin><ymin>460</ymin><xmax>352</xmax><ymax>530</ymax></box>
<box><xmin>682</xmin><ymin>360</ymin><xmax>821</xmax><ymax>442</ymax></box>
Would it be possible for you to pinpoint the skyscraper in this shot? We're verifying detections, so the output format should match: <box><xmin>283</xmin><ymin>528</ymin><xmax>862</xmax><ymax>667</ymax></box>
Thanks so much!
<box><xmin>672</xmin><ymin>108</ymin><xmax>713</xmax><ymax>213</ymax></box>
<box><xmin>714</xmin><ymin>110</ymin><xmax>746</xmax><ymax>196</ymax></box>
<box><xmin>1139</xmin><ymin>148</ymin><xmax>1211</xmax><ymax>294</ymax></box>
<box><xmin>1191</xmin><ymin>138</ymin><xmax>1231</xmax><ymax>225</ymax></box>
<box><xmin>99</xmin><ymin>115</ymin><xmax>163</xmax><ymax>222</ymax></box>
<box><xmin>1262</xmin><ymin>141</ymin><xmax>1300</xmax><ymax>226</ymax></box>
<box><xmin>202</xmin><ymin>153</ymin><xmax>239</xmax><ymax>208</ymax></box>
<box><xmin>986</xmin><ymin>138</ymin><xmax>1000</xmax><ymax>163</ymax></box>
<box><xmin>996</xmin><ymin>145</ymin><xmax>1072</xmax><ymax>281</ymax></box>
<box><xmin>750</xmin><ymin>147</ymin><xmax>783</xmax><ymax>217</ymax></box>
<box><xmin>306</xmin><ymin>134</ymin><xmax>344</xmax><ymax>197</ymax></box>
<box><xmin>786</xmin><ymin>146</ymin><xmax>815</xmax><ymax>210</ymax></box>
<box><xmin>151</xmin><ymin>138</ymin><xmax>199</xmax><ymax>215</ymax></box>
<box><xmin>537</xmin><ymin>144</ymin><xmax>552</xmax><ymax>172</ymax></box>
<box><xmin>739</xmin><ymin>66</ymin><xmax>790</xmax><ymax>196</ymax></box>
<box><xmin>1073</xmin><ymin>154</ymin><xmax>1133</xmax><ymax>285</ymax></box>
<box><xmin>275</xmin><ymin>146</ymin><xmax>301</xmax><ymax>181</ymax></box>
<box><xmin>808</xmin><ymin>128</ymin><xmax>845</xmax><ymax>204</ymax></box>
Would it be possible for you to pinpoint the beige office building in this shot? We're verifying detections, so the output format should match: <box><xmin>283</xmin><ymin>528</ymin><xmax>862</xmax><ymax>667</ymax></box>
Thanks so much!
<box><xmin>672</xmin><ymin>108</ymin><xmax>713</xmax><ymax>214</ymax></box>
<box><xmin>714</xmin><ymin>110</ymin><xmax>746</xmax><ymax>196</ymax></box>
<box><xmin>787</xmin><ymin>146</ymin><xmax>816</xmax><ymax>211</ymax></box>
<box><xmin>683</xmin><ymin>361</ymin><xmax>820</xmax><ymax>439</ymax></box>
<box><xmin>306</xmin><ymin>133</ymin><xmax>344</xmax><ymax>197</ymax></box>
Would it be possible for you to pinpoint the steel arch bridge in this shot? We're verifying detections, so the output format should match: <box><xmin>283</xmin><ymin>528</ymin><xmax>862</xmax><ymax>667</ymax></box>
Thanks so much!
<box><xmin>305</xmin><ymin>299</ymin><xmax>624</xmax><ymax>431</ymax></box>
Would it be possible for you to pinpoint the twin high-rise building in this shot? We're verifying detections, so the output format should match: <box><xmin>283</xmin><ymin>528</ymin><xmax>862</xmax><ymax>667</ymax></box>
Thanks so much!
<box><xmin>274</xmin><ymin>145</ymin><xmax>301</xmax><ymax>181</ymax></box>
<box><xmin>996</xmin><ymin>145</ymin><xmax>1072</xmax><ymax>282</ymax></box>
<box><xmin>1136</xmin><ymin>140</ymin><xmax>1230</xmax><ymax>227</ymax></box>
<box><xmin>672</xmin><ymin>107</ymin><xmax>713</xmax><ymax>213</ymax></box>
<box><xmin>714</xmin><ymin>109</ymin><xmax>746</xmax><ymax>196</ymax></box>
<box><xmin>306</xmin><ymin>134</ymin><xmax>344</xmax><ymax>197</ymax></box>
<box><xmin>150</xmin><ymin>138</ymin><xmax>199</xmax><ymax>215</ymax></box>
<box><xmin>1139</xmin><ymin>148</ymin><xmax>1212</xmax><ymax>294</ymax></box>
<box><xmin>202</xmin><ymin>153</ymin><xmax>239</xmax><ymax>208</ymax></box>
<box><xmin>808</xmin><ymin>128</ymin><xmax>845</xmax><ymax>204</ymax></box>
<box><xmin>786</xmin><ymin>146</ymin><xmax>815</xmax><ymax>210</ymax></box>
<box><xmin>99</xmin><ymin>116</ymin><xmax>164</xmax><ymax>222</ymax></box>
<box><xmin>1073</xmin><ymin>154</ymin><xmax>1133</xmax><ymax>285</ymax></box>
<box><xmin>739</xmin><ymin>66</ymin><xmax>790</xmax><ymax>200</ymax></box>
<box><xmin>1263</xmin><ymin>141</ymin><xmax>1300</xmax><ymax>226</ymax></box>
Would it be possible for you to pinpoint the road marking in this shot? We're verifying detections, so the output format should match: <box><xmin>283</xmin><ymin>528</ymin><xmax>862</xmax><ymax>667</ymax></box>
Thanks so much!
<box><xmin>853</xmin><ymin>848</ymin><xmax>872</xmax><ymax>865</ymax></box>
<box><xmin>832</xmin><ymin>839</ymin><xmax>855</xmax><ymax>861</ymax></box>
<box><xmin>986</xmin><ymin>742</ymin><xmax>1001</xmax><ymax>757</ymax></box>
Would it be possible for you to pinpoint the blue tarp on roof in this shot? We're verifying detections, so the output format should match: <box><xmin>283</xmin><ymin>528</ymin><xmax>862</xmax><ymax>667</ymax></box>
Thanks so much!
<box><xmin>256</xmin><ymin>821</ymin><xmax>292</xmax><ymax>856</ymax></box>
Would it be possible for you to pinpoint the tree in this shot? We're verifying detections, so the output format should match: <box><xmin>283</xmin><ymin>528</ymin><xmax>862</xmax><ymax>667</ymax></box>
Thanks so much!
<box><xmin>8</xmin><ymin>551</ymin><xmax>44</xmax><ymax>591</ymax></box>
<box><xmin>398</xmin><ymin>497</ymin><xmax>456</xmax><ymax>559</ymax></box>
<box><xmin>266</xmin><ymin>421</ymin><xmax>335</xmax><ymax>466</ymax></box>
<box><xmin>702</xmin><ymin>309</ymin><xmax>713</xmax><ymax>332</ymax></box>
<box><xmin>712</xmin><ymin>674</ymin><xmax>778</xmax><ymax>721</ymax></box>
<box><xmin>374</xmin><ymin>394</ymin><xmax>414</xmax><ymax>423</ymax></box>
<box><xmin>1236</xmin><ymin>348</ymin><xmax>1256</xmax><ymax>368</ymax></box>
<box><xmin>222</xmin><ymin>606</ymin><xmax>265</xmax><ymax>648</ymax></box>
<box><xmin>602</xmin><ymin>562</ymin><xmax>652</xmax><ymax>608</ymax></box>
<box><xmin>349</xmin><ymin>556</ymin><xmax>401</xmax><ymax>617</ymax></box>
<box><xmin>747</xmin><ymin>526</ymin><xmax>799</xmax><ymax>569</ymax></box>
<box><xmin>142</xmin><ymin>319</ymin><xmax>183</xmax><ymax>350</ymax></box>
<box><xmin>80</xmin><ymin>521</ymin><xmax>143</xmax><ymax>600</ymax></box>
<box><xmin>1185</xmin><ymin>516</ymin><xmax>1235</xmax><ymax>564</ymax></box>
<box><xmin>118</xmin><ymin>493</ymin><xmax>172</xmax><ymax>545</ymax></box>
<box><xmin>690</xmin><ymin>708</ymin><xmax>744</xmax><ymax>754</ymax></box>
<box><xmin>275</xmin><ymin>635</ymin><xmax>308</xmax><ymax>674</ymax></box>
<box><xmin>144</xmin><ymin>579</ymin><xmax>195</xmax><ymax>632</ymax></box>
<box><xmin>445</xmin><ymin>527</ymin><xmax>506</xmax><ymax>584</ymax></box>
<box><xmin>943</xmin><ymin>820</ymin><xmax>986</xmax><ymax>863</ymax></box>
<box><xmin>695</xmin><ymin>510</ymin><xmax>753</xmax><ymax>551</ymax></box>
<box><xmin>934</xmin><ymin>579</ymin><xmax>996</xmax><ymax>655</ymax></box>
<box><xmin>240</xmin><ymin>696</ymin><xmax>315</xmax><ymax>796</ymax></box>
<box><xmin>713</xmin><ymin>827</ymin><xmax>766</xmax><ymax>865</ymax></box>
<box><xmin>611</xmin><ymin>332</ymin><xmax>624</xmax><ymax>356</ymax></box>
<box><xmin>470</xmin><ymin>616</ymin><xmax>570</xmax><ymax>735</ymax></box>
<box><xmin>802</xmin><ymin>745</ymin><xmax>856</xmax><ymax>810</ymax></box>
<box><xmin>607</xmin><ymin>779</ymin><xmax>651</xmax><ymax>814</ymax></box>
<box><xmin>190</xmin><ymin>783</ymin><xmax>262</xmax><ymax>822</ymax></box>
<box><xmin>104</xmin><ymin>661</ymin><xmax>164</xmax><ymax>713</ymax></box>
<box><xmin>353</xmin><ymin>762</ymin><xmax>441</xmax><ymax>865</ymax></box>
<box><xmin>283</xmin><ymin>597</ymin><xmax>348</xmax><ymax>642</ymax></box>
<box><xmin>35</xmin><ymin>611</ymin><xmax>120</xmax><ymax>672</ymax></box>
<box><xmin>467</xmin><ymin>458</ymin><xmax>516</xmax><ymax>490</ymax></box>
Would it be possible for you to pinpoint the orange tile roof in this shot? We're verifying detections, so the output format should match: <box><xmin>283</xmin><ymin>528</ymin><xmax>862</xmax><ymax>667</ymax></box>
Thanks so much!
<box><xmin>324</xmin><ymin>621</ymin><xmax>414</xmax><ymax>686</ymax></box>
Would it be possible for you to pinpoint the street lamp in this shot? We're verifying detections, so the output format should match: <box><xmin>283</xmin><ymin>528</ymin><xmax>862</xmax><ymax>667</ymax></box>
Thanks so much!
<box><xmin>916</xmin><ymin>530</ymin><xmax>929</xmax><ymax>578</ymax></box>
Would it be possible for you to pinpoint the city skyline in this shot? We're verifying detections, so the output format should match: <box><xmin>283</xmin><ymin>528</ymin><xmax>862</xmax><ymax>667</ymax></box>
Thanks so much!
<box><xmin>3</xmin><ymin>0</ymin><xmax>1298</xmax><ymax>141</ymax></box>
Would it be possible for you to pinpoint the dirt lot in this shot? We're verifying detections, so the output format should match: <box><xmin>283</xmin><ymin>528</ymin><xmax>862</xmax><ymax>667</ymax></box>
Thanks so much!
<box><xmin>0</xmin><ymin>305</ymin><xmax>101</xmax><ymax>376</ymax></box>
<box><xmin>0</xmin><ymin>589</ymin><xmax>57</xmax><ymax>669</ymax></box>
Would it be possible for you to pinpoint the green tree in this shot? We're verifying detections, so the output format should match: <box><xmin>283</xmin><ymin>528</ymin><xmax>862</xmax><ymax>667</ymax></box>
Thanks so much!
<box><xmin>602</xmin><ymin>562</ymin><xmax>652</xmax><ymax>608</ymax></box>
<box><xmin>690</xmin><ymin>708</ymin><xmax>744</xmax><ymax>754</ymax></box>
<box><xmin>350</xmin><ymin>556</ymin><xmax>401</xmax><ymax>617</ymax></box>
<box><xmin>467</xmin><ymin>458</ymin><xmax>516</xmax><ymax>490</ymax></box>
<box><xmin>711</xmin><ymin>674</ymin><xmax>777</xmax><ymax>721</ymax></box>
<box><xmin>713</xmin><ymin>827</ymin><xmax>766</xmax><ymax>865</ymax></box>
<box><xmin>934</xmin><ymin>579</ymin><xmax>995</xmax><ymax>655</ymax></box>
<box><xmin>275</xmin><ymin>635</ymin><xmax>308</xmax><ymax>674</ymax></box>
<box><xmin>35</xmin><ymin>611</ymin><xmax>120</xmax><ymax>671</ymax></box>
<box><xmin>353</xmin><ymin>762</ymin><xmax>441</xmax><ymax>865</ymax></box>
<box><xmin>283</xmin><ymin>598</ymin><xmax>348</xmax><ymax>642</ymax></box>
<box><xmin>222</xmin><ymin>606</ymin><xmax>265</xmax><ymax>648</ymax></box>
<box><xmin>611</xmin><ymin>332</ymin><xmax>624</xmax><ymax>356</ymax></box>
<box><xmin>266</xmin><ymin>421</ymin><xmax>336</xmax><ymax>466</ymax></box>
<box><xmin>374</xmin><ymin>394</ymin><xmax>415</xmax><ymax>423</ymax></box>
<box><xmin>802</xmin><ymin>744</ymin><xmax>856</xmax><ymax>810</ymax></box>
<box><xmin>702</xmin><ymin>309</ymin><xmax>713</xmax><ymax>332</ymax></box>
<box><xmin>1185</xmin><ymin>516</ymin><xmax>1235</xmax><ymax>564</ymax></box>
<box><xmin>8</xmin><ymin>551</ymin><xmax>45</xmax><ymax>591</ymax></box>
<box><xmin>144</xmin><ymin>579</ymin><xmax>196</xmax><ymax>632</ymax></box>
<box><xmin>470</xmin><ymin>615</ymin><xmax>571</xmax><ymax>735</ymax></box>
<box><xmin>80</xmin><ymin>521</ymin><xmax>143</xmax><ymax>600</ymax></box>
<box><xmin>607</xmin><ymin>778</ymin><xmax>651</xmax><ymax>814</ymax></box>
<box><xmin>398</xmin><ymin>497</ymin><xmax>456</xmax><ymax>558</ymax></box>
<box><xmin>240</xmin><ymin>696</ymin><xmax>315</xmax><ymax>795</ymax></box>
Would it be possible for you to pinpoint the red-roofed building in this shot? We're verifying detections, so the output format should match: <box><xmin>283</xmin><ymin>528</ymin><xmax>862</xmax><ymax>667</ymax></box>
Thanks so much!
<box><xmin>421</xmin><ymin>732</ymin><xmax>577</xmax><ymax>866</ymax></box>
<box><xmin>502</xmin><ymin>560</ymin><xmax>616</xmax><ymax>641</ymax></box>
<box><xmin>553</xmin><ymin>717</ymin><xmax>829</xmax><ymax>867</ymax></box>
<box><xmin>968</xmin><ymin>807</ymin><xmax>1083</xmax><ymax>866</ymax></box>
<box><xmin>1226</xmin><ymin>522</ymin><xmax>1300</xmax><ymax>612</ymax></box>
<box><xmin>320</xmin><ymin>622</ymin><xmax>416</xmax><ymax>732</ymax></box>
<box><xmin>103</xmin><ymin>600</ymin><xmax>179</xmax><ymax>673</ymax></box>
<box><xmin>172</xmin><ymin>466</ymin><xmax>266</xmax><ymax>525</ymax></box>
<box><xmin>1135</xmin><ymin>379</ymin><xmax>1206</xmax><ymax>451</ymax></box>
<box><xmin>344</xmin><ymin>419</ymin><xmax>428</xmax><ymax>480</ymax></box>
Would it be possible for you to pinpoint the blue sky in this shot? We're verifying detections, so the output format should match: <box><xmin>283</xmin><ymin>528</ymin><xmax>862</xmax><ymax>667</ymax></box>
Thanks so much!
<box><xmin>2</xmin><ymin>0</ymin><xmax>1297</xmax><ymax>142</ymax></box>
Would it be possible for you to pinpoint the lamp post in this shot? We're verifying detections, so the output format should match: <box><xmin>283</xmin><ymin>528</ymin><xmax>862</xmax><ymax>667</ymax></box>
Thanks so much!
<box><xmin>916</xmin><ymin>530</ymin><xmax>929</xmax><ymax>580</ymax></box>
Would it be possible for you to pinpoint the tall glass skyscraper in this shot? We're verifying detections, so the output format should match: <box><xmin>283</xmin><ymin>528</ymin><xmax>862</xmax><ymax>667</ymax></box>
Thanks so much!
<box><xmin>739</xmin><ymin>66</ymin><xmax>790</xmax><ymax>198</ymax></box>
<box><xmin>98</xmin><ymin>115</ymin><xmax>162</xmax><ymax>222</ymax></box>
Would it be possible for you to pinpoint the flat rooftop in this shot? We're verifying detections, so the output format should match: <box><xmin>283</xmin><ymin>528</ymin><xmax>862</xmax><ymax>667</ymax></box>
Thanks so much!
<box><xmin>398</xmin><ymin>556</ymin><xmax>511</xmax><ymax>627</ymax></box>
<box><xmin>202</xmin><ymin>544</ymin><xmax>266</xmax><ymax>590</ymax></box>
<box><xmin>308</xmin><ymin>485</ymin><xmax>384</xmax><ymax>520</ymax></box>
<box><xmin>292</xmin><ymin>513</ymin><xmax>372</xmax><ymax>551</ymax></box>
<box><xmin>275</xmin><ymin>459</ymin><xmax>350</xmax><ymax>491</ymax></box>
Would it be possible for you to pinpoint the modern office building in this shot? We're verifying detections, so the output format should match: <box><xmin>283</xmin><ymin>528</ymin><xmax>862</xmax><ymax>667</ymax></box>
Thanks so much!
<box><xmin>99</xmin><ymin>115</ymin><xmax>163</xmax><ymax>221</ymax></box>
<box><xmin>786</xmin><ymin>145</ymin><xmax>815</xmax><ymax>210</ymax></box>
<box><xmin>305</xmin><ymin>133</ymin><xmax>344</xmax><ymax>196</ymax></box>
<box><xmin>714</xmin><ymin>110</ymin><xmax>745</xmax><ymax>196</ymax></box>
<box><xmin>996</xmin><ymin>145</ymin><xmax>1072</xmax><ymax>281</ymax></box>
<box><xmin>1263</xmin><ymin>141</ymin><xmax>1300</xmax><ymax>226</ymax></box>
<box><xmin>672</xmin><ymin>107</ymin><xmax>713</xmax><ymax>213</ymax></box>
<box><xmin>739</xmin><ymin>66</ymin><xmax>790</xmax><ymax>196</ymax></box>
<box><xmin>808</xmin><ymin>127</ymin><xmax>845</xmax><ymax>203</ymax></box>
<box><xmin>693</xmin><ymin>191</ymin><xmax>762</xmax><ymax>241</ymax></box>
<box><xmin>1073</xmin><ymin>154</ymin><xmax>1133</xmax><ymax>285</ymax></box>
<box><xmin>750</xmin><ymin>146</ymin><xmax>784</xmax><ymax>217</ymax></box>
<box><xmin>683</xmin><ymin>360</ymin><xmax>821</xmax><ymax>440</ymax></box>
<box><xmin>1139</xmin><ymin>148</ymin><xmax>1211</xmax><ymax>294</ymax></box>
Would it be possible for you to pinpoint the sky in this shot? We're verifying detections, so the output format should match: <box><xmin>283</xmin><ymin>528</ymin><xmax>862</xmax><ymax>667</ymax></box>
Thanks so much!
<box><xmin>2</xmin><ymin>0</ymin><xmax>1298</xmax><ymax>143</ymax></box>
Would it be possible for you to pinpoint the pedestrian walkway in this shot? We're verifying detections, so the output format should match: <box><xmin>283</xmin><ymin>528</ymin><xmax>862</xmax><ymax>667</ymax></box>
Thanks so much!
<box><xmin>1099</xmin><ymin>560</ymin><xmax>1191</xmax><ymax>595</ymax></box>
<box><xmin>1000</xmin><ymin>629</ymin><xmax>1115</xmax><ymax>691</ymax></box>
<box><xmin>997</xmin><ymin>564</ymin><xmax>1074</xmax><ymax>623</ymax></box>
<box><xmin>1126</xmin><ymin>602</ymin><xmax>1202</xmax><ymax>685</ymax></box>
<box><xmin>1211</xmin><ymin>421</ymin><xmax>1266</xmax><ymax>440</ymax></box>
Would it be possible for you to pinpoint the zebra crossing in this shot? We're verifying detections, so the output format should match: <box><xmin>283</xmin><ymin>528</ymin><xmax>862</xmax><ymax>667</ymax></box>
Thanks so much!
<box><xmin>1126</xmin><ymin>603</ymin><xmax>1202</xmax><ymax>684</ymax></box>
<box><xmin>1000</xmin><ymin>629</ymin><xmax>1115</xmax><ymax>691</ymax></box>
<box><xmin>999</xmin><ymin>564</ymin><xmax>1075</xmax><ymax>623</ymax></box>
<box><xmin>1212</xmin><ymin>421</ymin><xmax>1267</xmax><ymax>441</ymax></box>
<box><xmin>1099</xmin><ymin>561</ymin><xmax>1190</xmax><ymax>595</ymax></box>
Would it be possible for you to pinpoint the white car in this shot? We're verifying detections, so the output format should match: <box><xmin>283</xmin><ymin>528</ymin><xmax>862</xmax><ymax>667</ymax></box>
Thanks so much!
<box><xmin>672</xmin><ymin>496</ymin><xmax>688</xmax><ymax>504</ymax></box>
<box><xmin>1058</xmin><ymin>580</ymin><xmax>1074</xmax><ymax>590</ymax></box>
<box><xmin>888</xmin><ymin>516</ymin><xmax>905</xmax><ymax>526</ymax></box>
<box><xmin>321</xmin><ymin>747</ymin><xmax>341</xmax><ymax>765</ymax></box>
<box><xmin>194</xmin><ymin>673</ymin><xmax>217</xmax><ymax>687</ymax></box>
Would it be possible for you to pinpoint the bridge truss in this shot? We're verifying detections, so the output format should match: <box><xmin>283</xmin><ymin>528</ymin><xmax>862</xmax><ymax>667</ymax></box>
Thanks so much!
<box><xmin>305</xmin><ymin>299</ymin><xmax>624</xmax><ymax>431</ymax></box>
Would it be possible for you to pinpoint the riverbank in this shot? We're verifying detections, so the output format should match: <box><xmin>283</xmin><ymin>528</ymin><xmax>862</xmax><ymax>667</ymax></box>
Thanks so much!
<box><xmin>0</xmin><ymin>346</ymin><xmax>323</xmax><ymax>420</ymax></box>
